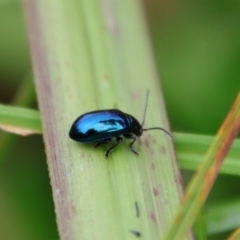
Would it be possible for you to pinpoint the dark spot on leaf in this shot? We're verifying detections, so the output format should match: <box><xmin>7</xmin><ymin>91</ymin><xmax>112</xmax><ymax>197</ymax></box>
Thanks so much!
<box><xmin>153</xmin><ymin>187</ymin><xmax>159</xmax><ymax>197</ymax></box>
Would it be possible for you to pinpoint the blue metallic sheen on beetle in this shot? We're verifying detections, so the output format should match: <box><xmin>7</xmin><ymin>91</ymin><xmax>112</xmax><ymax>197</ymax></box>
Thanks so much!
<box><xmin>69</xmin><ymin>110</ymin><xmax>142</xmax><ymax>143</ymax></box>
<box><xmin>69</xmin><ymin>92</ymin><xmax>174</xmax><ymax>158</ymax></box>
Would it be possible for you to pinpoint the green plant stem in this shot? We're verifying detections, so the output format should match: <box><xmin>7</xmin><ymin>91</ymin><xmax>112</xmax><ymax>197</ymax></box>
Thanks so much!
<box><xmin>23</xmin><ymin>0</ymin><xmax>185</xmax><ymax>239</ymax></box>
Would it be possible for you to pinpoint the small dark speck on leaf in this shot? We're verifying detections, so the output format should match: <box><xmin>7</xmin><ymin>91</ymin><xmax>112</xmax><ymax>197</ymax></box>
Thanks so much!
<box><xmin>150</xmin><ymin>162</ymin><xmax>155</xmax><ymax>171</ymax></box>
<box><xmin>150</xmin><ymin>211</ymin><xmax>156</xmax><ymax>223</ymax></box>
<box><xmin>153</xmin><ymin>187</ymin><xmax>159</xmax><ymax>197</ymax></box>
<box><xmin>80</xmin><ymin>152</ymin><xmax>85</xmax><ymax>158</ymax></box>
<box><xmin>160</xmin><ymin>146</ymin><xmax>166</xmax><ymax>154</ymax></box>
<box><xmin>130</xmin><ymin>230</ymin><xmax>141</xmax><ymax>237</ymax></box>
<box><xmin>135</xmin><ymin>201</ymin><xmax>140</xmax><ymax>218</ymax></box>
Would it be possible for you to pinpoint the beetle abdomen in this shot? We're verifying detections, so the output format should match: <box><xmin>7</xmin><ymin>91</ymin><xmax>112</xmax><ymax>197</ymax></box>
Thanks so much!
<box><xmin>69</xmin><ymin>110</ymin><xmax>129</xmax><ymax>143</ymax></box>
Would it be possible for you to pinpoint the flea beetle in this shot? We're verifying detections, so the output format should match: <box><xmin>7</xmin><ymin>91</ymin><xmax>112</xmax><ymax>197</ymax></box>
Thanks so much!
<box><xmin>69</xmin><ymin>91</ymin><xmax>174</xmax><ymax>157</ymax></box>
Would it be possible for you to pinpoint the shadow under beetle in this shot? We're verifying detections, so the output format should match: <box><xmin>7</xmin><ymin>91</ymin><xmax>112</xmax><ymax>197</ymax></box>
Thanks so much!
<box><xmin>69</xmin><ymin>91</ymin><xmax>174</xmax><ymax>158</ymax></box>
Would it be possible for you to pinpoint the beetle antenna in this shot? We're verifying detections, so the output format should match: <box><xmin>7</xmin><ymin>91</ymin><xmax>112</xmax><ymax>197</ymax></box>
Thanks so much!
<box><xmin>143</xmin><ymin>127</ymin><xmax>175</xmax><ymax>142</ymax></box>
<box><xmin>141</xmin><ymin>90</ymin><xmax>149</xmax><ymax>127</ymax></box>
<box><xmin>141</xmin><ymin>90</ymin><xmax>174</xmax><ymax>142</ymax></box>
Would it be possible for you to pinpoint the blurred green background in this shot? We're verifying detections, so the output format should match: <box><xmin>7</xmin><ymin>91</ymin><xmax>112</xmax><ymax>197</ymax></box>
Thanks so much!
<box><xmin>0</xmin><ymin>1</ymin><xmax>239</xmax><ymax>239</ymax></box>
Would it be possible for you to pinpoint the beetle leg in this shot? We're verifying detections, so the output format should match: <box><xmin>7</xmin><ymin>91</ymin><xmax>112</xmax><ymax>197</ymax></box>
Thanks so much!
<box><xmin>124</xmin><ymin>133</ymin><xmax>138</xmax><ymax>155</ymax></box>
<box><xmin>105</xmin><ymin>136</ymin><xmax>122</xmax><ymax>158</ymax></box>
<box><xmin>129</xmin><ymin>138</ymin><xmax>138</xmax><ymax>155</ymax></box>
<box><xmin>94</xmin><ymin>138</ymin><xmax>111</xmax><ymax>149</ymax></box>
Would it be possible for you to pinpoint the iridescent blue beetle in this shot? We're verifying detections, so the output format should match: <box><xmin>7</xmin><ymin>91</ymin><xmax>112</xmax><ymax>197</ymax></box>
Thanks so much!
<box><xmin>69</xmin><ymin>91</ymin><xmax>174</xmax><ymax>158</ymax></box>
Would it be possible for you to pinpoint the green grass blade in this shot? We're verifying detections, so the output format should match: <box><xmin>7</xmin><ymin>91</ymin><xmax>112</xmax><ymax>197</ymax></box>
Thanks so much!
<box><xmin>0</xmin><ymin>74</ymin><xmax>36</xmax><ymax>166</ymax></box>
<box><xmin>1</xmin><ymin>103</ymin><xmax>240</xmax><ymax>177</ymax></box>
<box><xmin>0</xmin><ymin>104</ymin><xmax>41</xmax><ymax>135</ymax></box>
<box><xmin>2</xmin><ymin>105</ymin><xmax>240</xmax><ymax>176</ymax></box>
<box><xmin>163</xmin><ymin>92</ymin><xmax>240</xmax><ymax>240</ymax></box>
<box><xmin>23</xmin><ymin>0</ymin><xmax>188</xmax><ymax>239</ymax></box>
<box><xmin>205</xmin><ymin>198</ymin><xmax>240</xmax><ymax>235</ymax></box>
<box><xmin>228</xmin><ymin>227</ymin><xmax>240</xmax><ymax>240</ymax></box>
<box><xmin>176</xmin><ymin>133</ymin><xmax>240</xmax><ymax>175</ymax></box>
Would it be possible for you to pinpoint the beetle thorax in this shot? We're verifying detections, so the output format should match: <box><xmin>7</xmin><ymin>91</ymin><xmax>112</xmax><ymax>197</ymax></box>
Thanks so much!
<box><xmin>125</xmin><ymin>114</ymin><xmax>143</xmax><ymax>137</ymax></box>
